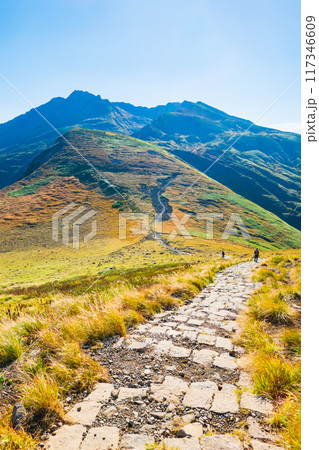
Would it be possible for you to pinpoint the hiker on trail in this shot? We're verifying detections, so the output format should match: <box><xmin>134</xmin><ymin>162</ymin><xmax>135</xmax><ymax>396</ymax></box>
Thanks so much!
<box><xmin>222</xmin><ymin>250</ymin><xmax>225</xmax><ymax>259</ymax></box>
<box><xmin>254</xmin><ymin>248</ymin><xmax>259</xmax><ymax>262</ymax></box>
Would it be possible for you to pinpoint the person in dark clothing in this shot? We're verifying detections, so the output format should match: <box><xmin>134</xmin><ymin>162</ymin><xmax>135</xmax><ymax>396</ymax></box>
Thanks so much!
<box><xmin>254</xmin><ymin>248</ymin><xmax>260</xmax><ymax>262</ymax></box>
<box><xmin>222</xmin><ymin>250</ymin><xmax>225</xmax><ymax>259</ymax></box>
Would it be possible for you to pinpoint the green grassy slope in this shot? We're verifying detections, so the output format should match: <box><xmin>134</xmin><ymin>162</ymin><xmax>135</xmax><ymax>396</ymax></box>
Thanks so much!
<box><xmin>0</xmin><ymin>129</ymin><xmax>300</xmax><ymax>288</ymax></box>
<box><xmin>134</xmin><ymin>101</ymin><xmax>301</xmax><ymax>229</ymax></box>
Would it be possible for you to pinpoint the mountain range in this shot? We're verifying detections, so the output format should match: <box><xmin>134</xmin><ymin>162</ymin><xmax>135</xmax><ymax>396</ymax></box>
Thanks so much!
<box><xmin>0</xmin><ymin>90</ymin><xmax>301</xmax><ymax>231</ymax></box>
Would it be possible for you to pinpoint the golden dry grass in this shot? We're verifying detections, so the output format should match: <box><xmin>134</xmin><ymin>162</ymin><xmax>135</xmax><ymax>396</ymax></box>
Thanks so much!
<box><xmin>237</xmin><ymin>249</ymin><xmax>301</xmax><ymax>449</ymax></box>
<box><xmin>0</xmin><ymin>257</ymin><xmax>236</xmax><ymax>444</ymax></box>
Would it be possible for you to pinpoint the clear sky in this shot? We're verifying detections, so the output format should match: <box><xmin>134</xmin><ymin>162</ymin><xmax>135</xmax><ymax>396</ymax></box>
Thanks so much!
<box><xmin>0</xmin><ymin>0</ymin><xmax>300</xmax><ymax>132</ymax></box>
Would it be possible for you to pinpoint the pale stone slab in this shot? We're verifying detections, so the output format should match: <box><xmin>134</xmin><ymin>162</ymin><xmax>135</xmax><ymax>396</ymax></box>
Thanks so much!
<box><xmin>162</xmin><ymin>321</ymin><xmax>178</xmax><ymax>328</ymax></box>
<box><xmin>200</xmin><ymin>434</ymin><xmax>242</xmax><ymax>450</ymax></box>
<box><xmin>153</xmin><ymin>340</ymin><xmax>173</xmax><ymax>355</ymax></box>
<box><xmin>240</xmin><ymin>392</ymin><xmax>273</xmax><ymax>414</ymax></box>
<box><xmin>187</xmin><ymin>319</ymin><xmax>203</xmax><ymax>326</ymax></box>
<box><xmin>216</xmin><ymin>336</ymin><xmax>233</xmax><ymax>351</ymax></box>
<box><xmin>221</xmin><ymin>383</ymin><xmax>237</xmax><ymax>393</ymax></box>
<box><xmin>192</xmin><ymin>349</ymin><xmax>218</xmax><ymax>366</ymax></box>
<box><xmin>80</xmin><ymin>426</ymin><xmax>119</xmax><ymax>449</ymax></box>
<box><xmin>169</xmin><ymin>345</ymin><xmax>192</xmax><ymax>359</ymax></box>
<box><xmin>250</xmin><ymin>440</ymin><xmax>283</xmax><ymax>450</ymax></box>
<box><xmin>181</xmin><ymin>422</ymin><xmax>203</xmax><ymax>438</ymax></box>
<box><xmin>118</xmin><ymin>387</ymin><xmax>148</xmax><ymax>401</ymax></box>
<box><xmin>167</xmin><ymin>329</ymin><xmax>182</xmax><ymax>338</ymax></box>
<box><xmin>127</xmin><ymin>340</ymin><xmax>149</xmax><ymax>353</ymax></box>
<box><xmin>86</xmin><ymin>383</ymin><xmax>114</xmax><ymax>402</ymax></box>
<box><xmin>120</xmin><ymin>434</ymin><xmax>154</xmax><ymax>449</ymax></box>
<box><xmin>211</xmin><ymin>392</ymin><xmax>239</xmax><ymax>414</ymax></box>
<box><xmin>151</xmin><ymin>376</ymin><xmax>188</xmax><ymax>402</ymax></box>
<box><xmin>66</xmin><ymin>401</ymin><xmax>101</xmax><ymax>426</ymax></box>
<box><xmin>237</xmin><ymin>372</ymin><xmax>253</xmax><ymax>388</ymax></box>
<box><xmin>163</xmin><ymin>437</ymin><xmax>201</xmax><ymax>450</ymax></box>
<box><xmin>213</xmin><ymin>353</ymin><xmax>237</xmax><ymax>370</ymax></box>
<box><xmin>149</xmin><ymin>325</ymin><xmax>169</xmax><ymax>335</ymax></box>
<box><xmin>46</xmin><ymin>425</ymin><xmax>85</xmax><ymax>450</ymax></box>
<box><xmin>174</xmin><ymin>314</ymin><xmax>189</xmax><ymax>322</ymax></box>
<box><xmin>197</xmin><ymin>334</ymin><xmax>216</xmax><ymax>346</ymax></box>
<box><xmin>137</xmin><ymin>324</ymin><xmax>150</xmax><ymax>333</ymax></box>
<box><xmin>182</xmin><ymin>330</ymin><xmax>199</xmax><ymax>342</ymax></box>
<box><xmin>247</xmin><ymin>418</ymin><xmax>277</xmax><ymax>441</ymax></box>
<box><xmin>200</xmin><ymin>327</ymin><xmax>216</xmax><ymax>335</ymax></box>
<box><xmin>182</xmin><ymin>381</ymin><xmax>218</xmax><ymax>409</ymax></box>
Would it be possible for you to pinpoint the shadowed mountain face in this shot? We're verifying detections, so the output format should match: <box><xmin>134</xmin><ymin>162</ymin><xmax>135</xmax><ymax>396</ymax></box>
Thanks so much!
<box><xmin>134</xmin><ymin>101</ymin><xmax>301</xmax><ymax>229</ymax></box>
<box><xmin>0</xmin><ymin>129</ymin><xmax>300</xmax><ymax>255</ymax></box>
<box><xmin>0</xmin><ymin>92</ymin><xmax>300</xmax><ymax>229</ymax></box>
<box><xmin>0</xmin><ymin>91</ymin><xmax>180</xmax><ymax>189</ymax></box>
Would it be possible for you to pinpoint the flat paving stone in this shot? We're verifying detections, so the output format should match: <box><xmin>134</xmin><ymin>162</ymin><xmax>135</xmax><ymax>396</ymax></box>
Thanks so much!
<box><xmin>45</xmin><ymin>425</ymin><xmax>85</xmax><ymax>450</ymax></box>
<box><xmin>148</xmin><ymin>325</ymin><xmax>169</xmax><ymax>335</ymax></box>
<box><xmin>247</xmin><ymin>418</ymin><xmax>277</xmax><ymax>441</ymax></box>
<box><xmin>240</xmin><ymin>392</ymin><xmax>273</xmax><ymax>414</ymax></box>
<box><xmin>197</xmin><ymin>334</ymin><xmax>216</xmax><ymax>345</ymax></box>
<box><xmin>169</xmin><ymin>345</ymin><xmax>192</xmax><ymax>358</ymax></box>
<box><xmin>153</xmin><ymin>340</ymin><xmax>173</xmax><ymax>355</ymax></box>
<box><xmin>237</xmin><ymin>372</ymin><xmax>253</xmax><ymax>388</ymax></box>
<box><xmin>216</xmin><ymin>336</ymin><xmax>233</xmax><ymax>351</ymax></box>
<box><xmin>182</xmin><ymin>380</ymin><xmax>218</xmax><ymax>409</ymax></box>
<box><xmin>181</xmin><ymin>422</ymin><xmax>203</xmax><ymax>438</ymax></box>
<box><xmin>200</xmin><ymin>434</ymin><xmax>242</xmax><ymax>449</ymax></box>
<box><xmin>80</xmin><ymin>426</ymin><xmax>120</xmax><ymax>449</ymax></box>
<box><xmin>163</xmin><ymin>437</ymin><xmax>201</xmax><ymax>450</ymax></box>
<box><xmin>66</xmin><ymin>401</ymin><xmax>102</xmax><ymax>426</ymax></box>
<box><xmin>187</xmin><ymin>319</ymin><xmax>204</xmax><ymax>326</ymax></box>
<box><xmin>85</xmin><ymin>383</ymin><xmax>114</xmax><ymax>402</ymax></box>
<box><xmin>182</xmin><ymin>330</ymin><xmax>199</xmax><ymax>342</ymax></box>
<box><xmin>151</xmin><ymin>376</ymin><xmax>188</xmax><ymax>402</ymax></box>
<box><xmin>118</xmin><ymin>387</ymin><xmax>148</xmax><ymax>401</ymax></box>
<box><xmin>250</xmin><ymin>440</ymin><xmax>283</xmax><ymax>450</ymax></box>
<box><xmin>120</xmin><ymin>433</ymin><xmax>154</xmax><ymax>449</ymax></box>
<box><xmin>193</xmin><ymin>349</ymin><xmax>218</xmax><ymax>366</ymax></box>
<box><xmin>127</xmin><ymin>340</ymin><xmax>150</xmax><ymax>353</ymax></box>
<box><xmin>166</xmin><ymin>329</ymin><xmax>182</xmax><ymax>338</ymax></box>
<box><xmin>221</xmin><ymin>383</ymin><xmax>237</xmax><ymax>393</ymax></box>
<box><xmin>174</xmin><ymin>314</ymin><xmax>189</xmax><ymax>322</ymax></box>
<box><xmin>211</xmin><ymin>392</ymin><xmax>239</xmax><ymax>414</ymax></box>
<box><xmin>213</xmin><ymin>353</ymin><xmax>237</xmax><ymax>370</ymax></box>
<box><xmin>162</xmin><ymin>321</ymin><xmax>178</xmax><ymax>328</ymax></box>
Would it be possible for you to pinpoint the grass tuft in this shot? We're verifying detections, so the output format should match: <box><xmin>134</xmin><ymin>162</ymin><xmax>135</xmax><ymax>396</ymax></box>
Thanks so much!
<box><xmin>252</xmin><ymin>355</ymin><xmax>300</xmax><ymax>399</ymax></box>
<box><xmin>21</xmin><ymin>373</ymin><xmax>64</xmax><ymax>425</ymax></box>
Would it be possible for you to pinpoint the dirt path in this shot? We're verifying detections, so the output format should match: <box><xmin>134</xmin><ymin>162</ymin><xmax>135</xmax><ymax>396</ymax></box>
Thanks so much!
<box><xmin>45</xmin><ymin>262</ymin><xmax>283</xmax><ymax>450</ymax></box>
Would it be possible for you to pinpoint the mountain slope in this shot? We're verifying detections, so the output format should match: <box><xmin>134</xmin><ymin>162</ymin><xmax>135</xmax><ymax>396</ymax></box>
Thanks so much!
<box><xmin>134</xmin><ymin>102</ymin><xmax>301</xmax><ymax>229</ymax></box>
<box><xmin>134</xmin><ymin>101</ymin><xmax>301</xmax><ymax>229</ymax></box>
<box><xmin>0</xmin><ymin>93</ymin><xmax>301</xmax><ymax>230</ymax></box>
<box><xmin>1</xmin><ymin>129</ymin><xmax>300</xmax><ymax>249</ymax></box>
<box><xmin>0</xmin><ymin>91</ymin><xmax>179</xmax><ymax>189</ymax></box>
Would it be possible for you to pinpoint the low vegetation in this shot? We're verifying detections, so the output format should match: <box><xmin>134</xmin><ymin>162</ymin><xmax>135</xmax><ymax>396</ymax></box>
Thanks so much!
<box><xmin>0</xmin><ymin>259</ymin><xmax>234</xmax><ymax>447</ymax></box>
<box><xmin>237</xmin><ymin>249</ymin><xmax>301</xmax><ymax>449</ymax></box>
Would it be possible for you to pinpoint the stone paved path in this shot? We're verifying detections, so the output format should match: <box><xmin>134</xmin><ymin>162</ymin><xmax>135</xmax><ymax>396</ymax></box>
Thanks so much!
<box><xmin>45</xmin><ymin>262</ymin><xmax>283</xmax><ymax>450</ymax></box>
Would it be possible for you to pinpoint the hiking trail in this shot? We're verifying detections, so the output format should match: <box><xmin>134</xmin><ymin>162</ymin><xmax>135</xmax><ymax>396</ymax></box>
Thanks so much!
<box><xmin>44</xmin><ymin>261</ymin><xmax>283</xmax><ymax>450</ymax></box>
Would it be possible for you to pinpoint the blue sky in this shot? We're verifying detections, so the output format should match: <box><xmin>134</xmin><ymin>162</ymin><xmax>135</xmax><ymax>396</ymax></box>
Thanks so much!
<box><xmin>0</xmin><ymin>0</ymin><xmax>300</xmax><ymax>132</ymax></box>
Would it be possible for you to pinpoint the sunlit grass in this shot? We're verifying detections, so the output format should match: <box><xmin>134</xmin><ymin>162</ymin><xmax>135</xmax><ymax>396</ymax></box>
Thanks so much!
<box><xmin>238</xmin><ymin>249</ymin><xmax>301</xmax><ymax>449</ymax></box>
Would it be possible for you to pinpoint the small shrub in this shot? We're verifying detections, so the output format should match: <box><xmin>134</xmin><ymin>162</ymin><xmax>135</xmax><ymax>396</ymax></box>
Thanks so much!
<box><xmin>0</xmin><ymin>332</ymin><xmax>24</xmax><ymax>364</ymax></box>
<box><xmin>22</xmin><ymin>373</ymin><xmax>64</xmax><ymax>425</ymax></box>
<box><xmin>124</xmin><ymin>310</ymin><xmax>145</xmax><ymax>327</ymax></box>
<box><xmin>271</xmin><ymin>393</ymin><xmax>301</xmax><ymax>450</ymax></box>
<box><xmin>282</xmin><ymin>329</ymin><xmax>301</xmax><ymax>356</ymax></box>
<box><xmin>0</xmin><ymin>410</ymin><xmax>37</xmax><ymax>449</ymax></box>
<box><xmin>252</xmin><ymin>355</ymin><xmax>300</xmax><ymax>399</ymax></box>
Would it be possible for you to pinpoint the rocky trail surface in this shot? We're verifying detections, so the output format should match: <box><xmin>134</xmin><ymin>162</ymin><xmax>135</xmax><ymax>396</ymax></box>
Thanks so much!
<box><xmin>45</xmin><ymin>262</ymin><xmax>283</xmax><ymax>450</ymax></box>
